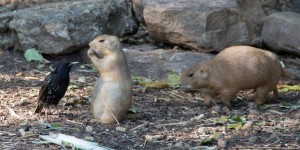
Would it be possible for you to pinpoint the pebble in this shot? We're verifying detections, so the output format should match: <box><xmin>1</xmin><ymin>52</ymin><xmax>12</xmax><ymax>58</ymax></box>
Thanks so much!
<box><xmin>212</xmin><ymin>105</ymin><xmax>222</xmax><ymax>113</ymax></box>
<box><xmin>155</xmin><ymin>124</ymin><xmax>163</xmax><ymax>129</ymax></box>
<box><xmin>247</xmin><ymin>102</ymin><xmax>258</xmax><ymax>109</ymax></box>
<box><xmin>241</xmin><ymin>121</ymin><xmax>253</xmax><ymax>130</ymax></box>
<box><xmin>248</xmin><ymin>136</ymin><xmax>259</xmax><ymax>143</ymax></box>
<box><xmin>85</xmin><ymin>125</ymin><xmax>93</xmax><ymax>132</ymax></box>
<box><xmin>222</xmin><ymin>107</ymin><xmax>231</xmax><ymax>115</ymax></box>
<box><xmin>248</xmin><ymin>109</ymin><xmax>259</xmax><ymax>115</ymax></box>
<box><xmin>174</xmin><ymin>142</ymin><xmax>183</xmax><ymax>147</ymax></box>
<box><xmin>217</xmin><ymin>138</ymin><xmax>227</xmax><ymax>148</ymax></box>
<box><xmin>116</xmin><ymin>127</ymin><xmax>128</xmax><ymax>132</ymax></box>
<box><xmin>190</xmin><ymin>114</ymin><xmax>205</xmax><ymax>121</ymax></box>
<box><xmin>145</xmin><ymin>135</ymin><xmax>165</xmax><ymax>141</ymax></box>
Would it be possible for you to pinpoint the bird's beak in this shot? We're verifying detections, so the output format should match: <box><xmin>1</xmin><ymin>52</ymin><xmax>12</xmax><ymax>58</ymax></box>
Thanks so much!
<box><xmin>69</xmin><ymin>62</ymin><xmax>79</xmax><ymax>66</ymax></box>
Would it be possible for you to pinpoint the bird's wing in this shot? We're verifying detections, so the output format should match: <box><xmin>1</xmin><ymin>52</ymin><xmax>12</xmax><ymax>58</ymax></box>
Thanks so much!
<box><xmin>35</xmin><ymin>72</ymin><xmax>56</xmax><ymax>113</ymax></box>
<box><xmin>37</xmin><ymin>72</ymin><xmax>55</xmax><ymax>101</ymax></box>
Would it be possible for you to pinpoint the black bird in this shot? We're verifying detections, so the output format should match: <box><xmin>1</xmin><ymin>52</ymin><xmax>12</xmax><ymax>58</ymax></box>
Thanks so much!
<box><xmin>35</xmin><ymin>61</ymin><xmax>78</xmax><ymax>119</ymax></box>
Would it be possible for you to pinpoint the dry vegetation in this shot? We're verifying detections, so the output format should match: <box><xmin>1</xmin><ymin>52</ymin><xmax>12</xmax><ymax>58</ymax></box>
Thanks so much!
<box><xmin>0</xmin><ymin>50</ymin><xmax>300</xmax><ymax>150</ymax></box>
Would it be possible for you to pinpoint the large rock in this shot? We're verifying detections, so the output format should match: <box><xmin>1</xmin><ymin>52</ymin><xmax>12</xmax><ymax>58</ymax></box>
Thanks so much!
<box><xmin>0</xmin><ymin>0</ymin><xmax>138</xmax><ymax>54</ymax></box>
<box><xmin>293</xmin><ymin>0</ymin><xmax>300</xmax><ymax>13</ymax></box>
<box><xmin>124</xmin><ymin>44</ymin><xmax>213</xmax><ymax>80</ymax></box>
<box><xmin>262</xmin><ymin>12</ymin><xmax>300</xmax><ymax>56</ymax></box>
<box><xmin>133</xmin><ymin>0</ymin><xmax>266</xmax><ymax>52</ymax></box>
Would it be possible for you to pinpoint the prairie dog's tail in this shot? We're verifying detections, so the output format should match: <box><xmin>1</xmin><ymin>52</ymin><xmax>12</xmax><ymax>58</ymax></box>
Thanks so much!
<box><xmin>280</xmin><ymin>61</ymin><xmax>300</xmax><ymax>80</ymax></box>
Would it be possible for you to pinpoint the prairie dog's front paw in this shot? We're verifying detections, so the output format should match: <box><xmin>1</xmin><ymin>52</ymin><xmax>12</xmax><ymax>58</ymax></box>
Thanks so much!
<box><xmin>87</xmin><ymin>49</ymin><xmax>94</xmax><ymax>57</ymax></box>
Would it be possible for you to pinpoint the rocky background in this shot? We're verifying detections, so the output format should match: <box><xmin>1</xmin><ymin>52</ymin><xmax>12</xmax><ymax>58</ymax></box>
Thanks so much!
<box><xmin>0</xmin><ymin>0</ymin><xmax>299</xmax><ymax>79</ymax></box>
<box><xmin>0</xmin><ymin>1</ymin><xmax>300</xmax><ymax>149</ymax></box>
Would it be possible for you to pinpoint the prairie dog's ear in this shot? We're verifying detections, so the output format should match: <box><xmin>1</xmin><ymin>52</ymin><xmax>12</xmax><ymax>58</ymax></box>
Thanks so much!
<box><xmin>195</xmin><ymin>69</ymin><xmax>208</xmax><ymax>80</ymax></box>
<box><xmin>111</xmin><ymin>39</ymin><xmax>117</xmax><ymax>46</ymax></box>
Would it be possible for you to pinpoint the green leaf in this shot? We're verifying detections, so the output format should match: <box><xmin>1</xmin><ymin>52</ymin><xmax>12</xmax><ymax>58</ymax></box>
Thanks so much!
<box><xmin>227</xmin><ymin>123</ymin><xmax>243</xmax><ymax>130</ymax></box>
<box><xmin>278</xmin><ymin>85</ymin><xmax>300</xmax><ymax>92</ymax></box>
<box><xmin>259</xmin><ymin>104</ymin><xmax>278</xmax><ymax>110</ymax></box>
<box><xmin>256</xmin><ymin>121</ymin><xmax>266</xmax><ymax>126</ymax></box>
<box><xmin>213</xmin><ymin>115</ymin><xmax>228</xmax><ymax>124</ymax></box>
<box><xmin>200</xmin><ymin>130</ymin><xmax>220</xmax><ymax>145</ymax></box>
<box><xmin>128</xmin><ymin>107</ymin><xmax>137</xmax><ymax>114</ymax></box>
<box><xmin>50</xmin><ymin>123</ymin><xmax>62</xmax><ymax>128</ymax></box>
<box><xmin>36</xmin><ymin>64</ymin><xmax>45</xmax><ymax>69</ymax></box>
<box><xmin>167</xmin><ymin>74</ymin><xmax>181</xmax><ymax>88</ymax></box>
<box><xmin>289</xmin><ymin>85</ymin><xmax>300</xmax><ymax>91</ymax></box>
<box><xmin>24</xmin><ymin>48</ymin><xmax>47</xmax><ymax>62</ymax></box>
<box><xmin>229</xmin><ymin>115</ymin><xmax>246</xmax><ymax>123</ymax></box>
<box><xmin>280</xmin><ymin>101</ymin><xmax>292</xmax><ymax>109</ymax></box>
<box><xmin>131</xmin><ymin>75</ymin><xmax>152</xmax><ymax>83</ymax></box>
<box><xmin>278</xmin><ymin>87</ymin><xmax>289</xmax><ymax>93</ymax></box>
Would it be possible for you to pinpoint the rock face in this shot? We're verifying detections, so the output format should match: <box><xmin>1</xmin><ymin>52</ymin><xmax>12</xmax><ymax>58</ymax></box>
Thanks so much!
<box><xmin>0</xmin><ymin>0</ymin><xmax>138</xmax><ymax>54</ymax></box>
<box><xmin>293</xmin><ymin>0</ymin><xmax>300</xmax><ymax>13</ymax></box>
<box><xmin>262</xmin><ymin>12</ymin><xmax>300</xmax><ymax>56</ymax></box>
<box><xmin>124</xmin><ymin>44</ymin><xmax>214</xmax><ymax>80</ymax></box>
<box><xmin>133</xmin><ymin>0</ymin><xmax>266</xmax><ymax>52</ymax></box>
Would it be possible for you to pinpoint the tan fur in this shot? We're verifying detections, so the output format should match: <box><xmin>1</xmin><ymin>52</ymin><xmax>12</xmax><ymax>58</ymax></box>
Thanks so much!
<box><xmin>88</xmin><ymin>35</ymin><xmax>133</xmax><ymax>124</ymax></box>
<box><xmin>181</xmin><ymin>46</ymin><xmax>289</xmax><ymax>107</ymax></box>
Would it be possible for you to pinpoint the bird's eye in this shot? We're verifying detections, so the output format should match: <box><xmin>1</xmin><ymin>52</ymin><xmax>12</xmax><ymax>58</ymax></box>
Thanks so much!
<box><xmin>99</xmin><ymin>39</ymin><xmax>105</xmax><ymax>42</ymax></box>
<box><xmin>188</xmin><ymin>73</ymin><xmax>193</xmax><ymax>77</ymax></box>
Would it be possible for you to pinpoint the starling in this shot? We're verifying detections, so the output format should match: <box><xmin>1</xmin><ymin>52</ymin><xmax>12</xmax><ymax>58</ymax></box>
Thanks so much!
<box><xmin>34</xmin><ymin>61</ymin><xmax>78</xmax><ymax>119</ymax></box>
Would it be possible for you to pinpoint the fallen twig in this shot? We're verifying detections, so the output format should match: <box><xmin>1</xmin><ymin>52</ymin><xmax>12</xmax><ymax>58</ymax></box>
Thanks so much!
<box><xmin>37</xmin><ymin>133</ymin><xmax>112</xmax><ymax>150</ymax></box>
<box><xmin>129</xmin><ymin>121</ymin><xmax>149</xmax><ymax>132</ymax></box>
<box><xmin>5</xmin><ymin>106</ymin><xmax>21</xmax><ymax>119</ymax></box>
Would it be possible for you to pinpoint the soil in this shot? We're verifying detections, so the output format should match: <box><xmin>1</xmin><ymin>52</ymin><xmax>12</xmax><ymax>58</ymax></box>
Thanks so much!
<box><xmin>1</xmin><ymin>1</ymin><xmax>300</xmax><ymax>149</ymax></box>
<box><xmin>0</xmin><ymin>49</ymin><xmax>300</xmax><ymax>150</ymax></box>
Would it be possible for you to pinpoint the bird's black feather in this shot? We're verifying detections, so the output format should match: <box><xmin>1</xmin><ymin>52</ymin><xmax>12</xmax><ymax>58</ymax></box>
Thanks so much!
<box><xmin>35</xmin><ymin>62</ymin><xmax>75</xmax><ymax>114</ymax></box>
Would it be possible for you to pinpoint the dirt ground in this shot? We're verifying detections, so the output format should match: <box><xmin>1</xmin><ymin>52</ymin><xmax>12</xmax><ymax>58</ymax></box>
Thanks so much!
<box><xmin>0</xmin><ymin>48</ymin><xmax>300</xmax><ymax>150</ymax></box>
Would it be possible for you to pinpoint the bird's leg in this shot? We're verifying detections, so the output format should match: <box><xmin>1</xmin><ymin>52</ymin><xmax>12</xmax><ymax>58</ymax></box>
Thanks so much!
<box><xmin>45</xmin><ymin>108</ymin><xmax>49</xmax><ymax>121</ymax></box>
<box><xmin>55</xmin><ymin>105</ymin><xmax>61</xmax><ymax>115</ymax></box>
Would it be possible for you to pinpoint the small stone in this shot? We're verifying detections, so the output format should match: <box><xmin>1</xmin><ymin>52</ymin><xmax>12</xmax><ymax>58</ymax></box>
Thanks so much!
<box><xmin>248</xmin><ymin>136</ymin><xmax>259</xmax><ymax>143</ymax></box>
<box><xmin>142</xmin><ymin>127</ymin><xmax>149</xmax><ymax>132</ymax></box>
<box><xmin>145</xmin><ymin>135</ymin><xmax>165</xmax><ymax>141</ymax></box>
<box><xmin>78</xmin><ymin>77</ymin><xmax>86</xmax><ymax>83</ymax></box>
<box><xmin>242</xmin><ymin>121</ymin><xmax>253</xmax><ymax>130</ymax></box>
<box><xmin>155</xmin><ymin>124</ymin><xmax>163</xmax><ymax>129</ymax></box>
<box><xmin>247</xmin><ymin>114</ymin><xmax>258</xmax><ymax>120</ymax></box>
<box><xmin>212</xmin><ymin>105</ymin><xmax>222</xmax><ymax>113</ymax></box>
<box><xmin>84</xmin><ymin>135</ymin><xmax>94</xmax><ymax>141</ymax></box>
<box><xmin>249</xmin><ymin>109</ymin><xmax>259</xmax><ymax>115</ymax></box>
<box><xmin>262</xmin><ymin>127</ymin><xmax>273</xmax><ymax>133</ymax></box>
<box><xmin>217</xmin><ymin>138</ymin><xmax>227</xmax><ymax>148</ymax></box>
<box><xmin>85</xmin><ymin>125</ymin><xmax>93</xmax><ymax>132</ymax></box>
<box><xmin>190</xmin><ymin>114</ymin><xmax>205</xmax><ymax>121</ymax></box>
<box><xmin>197</xmin><ymin>127</ymin><xmax>205</xmax><ymax>133</ymax></box>
<box><xmin>248</xmin><ymin>102</ymin><xmax>258</xmax><ymax>109</ymax></box>
<box><xmin>222</xmin><ymin>107</ymin><xmax>231</xmax><ymax>115</ymax></box>
<box><xmin>174</xmin><ymin>142</ymin><xmax>183</xmax><ymax>147</ymax></box>
<box><xmin>116</xmin><ymin>127</ymin><xmax>127</xmax><ymax>132</ymax></box>
<box><xmin>18</xmin><ymin>128</ymin><xmax>34</xmax><ymax>137</ymax></box>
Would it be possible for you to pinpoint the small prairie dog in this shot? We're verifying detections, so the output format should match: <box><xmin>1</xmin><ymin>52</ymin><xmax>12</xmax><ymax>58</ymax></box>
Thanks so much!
<box><xmin>88</xmin><ymin>35</ymin><xmax>133</xmax><ymax>124</ymax></box>
<box><xmin>181</xmin><ymin>46</ymin><xmax>291</xmax><ymax>107</ymax></box>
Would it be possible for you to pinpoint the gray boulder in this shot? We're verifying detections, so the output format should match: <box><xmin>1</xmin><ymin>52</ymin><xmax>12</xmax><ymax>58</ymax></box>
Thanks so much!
<box><xmin>262</xmin><ymin>12</ymin><xmax>300</xmax><ymax>56</ymax></box>
<box><xmin>133</xmin><ymin>0</ymin><xmax>266</xmax><ymax>52</ymax></box>
<box><xmin>0</xmin><ymin>0</ymin><xmax>138</xmax><ymax>54</ymax></box>
<box><xmin>124</xmin><ymin>44</ymin><xmax>213</xmax><ymax>80</ymax></box>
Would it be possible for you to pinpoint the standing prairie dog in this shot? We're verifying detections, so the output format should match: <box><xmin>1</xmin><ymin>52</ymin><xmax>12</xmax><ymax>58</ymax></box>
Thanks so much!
<box><xmin>88</xmin><ymin>35</ymin><xmax>133</xmax><ymax>124</ymax></box>
<box><xmin>181</xmin><ymin>46</ymin><xmax>292</xmax><ymax>107</ymax></box>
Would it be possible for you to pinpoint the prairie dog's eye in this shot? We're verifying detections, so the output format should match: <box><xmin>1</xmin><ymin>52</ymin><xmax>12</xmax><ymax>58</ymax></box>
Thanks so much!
<box><xmin>99</xmin><ymin>39</ymin><xmax>105</xmax><ymax>42</ymax></box>
<box><xmin>188</xmin><ymin>73</ymin><xmax>194</xmax><ymax>77</ymax></box>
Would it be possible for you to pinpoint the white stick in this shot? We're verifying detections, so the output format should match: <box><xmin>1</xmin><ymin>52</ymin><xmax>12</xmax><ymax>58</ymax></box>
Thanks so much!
<box><xmin>39</xmin><ymin>133</ymin><xmax>112</xmax><ymax>150</ymax></box>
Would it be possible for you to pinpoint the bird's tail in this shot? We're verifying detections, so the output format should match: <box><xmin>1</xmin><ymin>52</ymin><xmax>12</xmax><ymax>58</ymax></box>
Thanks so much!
<box><xmin>34</xmin><ymin>103</ymin><xmax>43</xmax><ymax>113</ymax></box>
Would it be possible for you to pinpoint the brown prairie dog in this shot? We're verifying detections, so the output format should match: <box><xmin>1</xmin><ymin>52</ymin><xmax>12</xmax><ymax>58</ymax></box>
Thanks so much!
<box><xmin>181</xmin><ymin>46</ymin><xmax>292</xmax><ymax>107</ymax></box>
<box><xmin>88</xmin><ymin>35</ymin><xmax>133</xmax><ymax>124</ymax></box>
